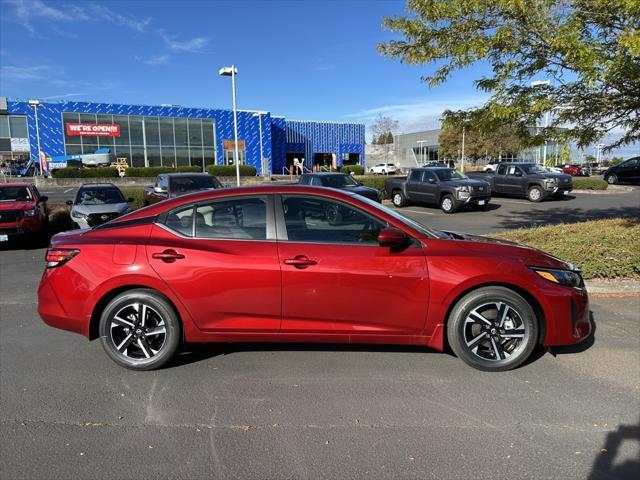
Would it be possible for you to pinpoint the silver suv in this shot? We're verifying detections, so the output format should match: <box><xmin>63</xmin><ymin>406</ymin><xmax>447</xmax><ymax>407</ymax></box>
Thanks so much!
<box><xmin>67</xmin><ymin>183</ymin><xmax>132</xmax><ymax>229</ymax></box>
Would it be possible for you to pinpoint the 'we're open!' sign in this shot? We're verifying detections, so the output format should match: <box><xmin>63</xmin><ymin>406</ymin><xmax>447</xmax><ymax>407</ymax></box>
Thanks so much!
<box><xmin>66</xmin><ymin>123</ymin><xmax>121</xmax><ymax>137</ymax></box>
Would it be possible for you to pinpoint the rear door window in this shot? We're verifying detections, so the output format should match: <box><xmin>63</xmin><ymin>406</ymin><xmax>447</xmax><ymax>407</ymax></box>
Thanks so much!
<box><xmin>195</xmin><ymin>197</ymin><xmax>267</xmax><ymax>240</ymax></box>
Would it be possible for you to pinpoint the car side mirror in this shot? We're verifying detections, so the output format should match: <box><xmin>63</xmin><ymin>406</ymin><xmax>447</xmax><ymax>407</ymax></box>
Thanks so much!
<box><xmin>428</xmin><ymin>178</ymin><xmax>436</xmax><ymax>184</ymax></box>
<box><xmin>39</xmin><ymin>196</ymin><xmax>48</xmax><ymax>202</ymax></box>
<box><xmin>515</xmin><ymin>171</ymin><xmax>522</xmax><ymax>177</ymax></box>
<box><xmin>378</xmin><ymin>227</ymin><xmax>409</xmax><ymax>248</ymax></box>
<box><xmin>127</xmin><ymin>197</ymin><xmax>134</xmax><ymax>203</ymax></box>
<box><xmin>154</xmin><ymin>186</ymin><xmax>167</xmax><ymax>193</ymax></box>
<box><xmin>66</xmin><ymin>200</ymin><xmax>73</xmax><ymax>206</ymax></box>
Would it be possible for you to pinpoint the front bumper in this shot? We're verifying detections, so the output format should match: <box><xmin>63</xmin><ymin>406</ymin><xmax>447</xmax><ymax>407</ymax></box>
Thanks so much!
<box><xmin>0</xmin><ymin>217</ymin><xmax>43</xmax><ymax>239</ymax></box>
<box><xmin>541</xmin><ymin>284</ymin><xmax>591</xmax><ymax>346</ymax></box>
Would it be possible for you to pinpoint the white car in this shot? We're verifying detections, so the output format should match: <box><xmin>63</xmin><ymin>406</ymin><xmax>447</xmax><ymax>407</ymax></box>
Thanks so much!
<box><xmin>484</xmin><ymin>162</ymin><xmax>500</xmax><ymax>172</ymax></box>
<box><xmin>369</xmin><ymin>163</ymin><xmax>397</xmax><ymax>175</ymax></box>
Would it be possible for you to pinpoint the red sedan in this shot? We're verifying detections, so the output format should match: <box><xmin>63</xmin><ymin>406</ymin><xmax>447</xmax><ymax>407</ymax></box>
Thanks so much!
<box><xmin>562</xmin><ymin>164</ymin><xmax>588</xmax><ymax>176</ymax></box>
<box><xmin>38</xmin><ymin>185</ymin><xmax>591</xmax><ymax>371</ymax></box>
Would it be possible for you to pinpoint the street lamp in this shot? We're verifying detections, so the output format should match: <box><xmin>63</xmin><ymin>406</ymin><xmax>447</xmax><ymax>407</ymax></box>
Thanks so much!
<box><xmin>28</xmin><ymin>99</ymin><xmax>42</xmax><ymax>176</ymax></box>
<box><xmin>252</xmin><ymin>111</ymin><xmax>268</xmax><ymax>177</ymax></box>
<box><xmin>219</xmin><ymin>65</ymin><xmax>240</xmax><ymax>186</ymax></box>
<box><xmin>531</xmin><ymin>80</ymin><xmax>551</xmax><ymax>166</ymax></box>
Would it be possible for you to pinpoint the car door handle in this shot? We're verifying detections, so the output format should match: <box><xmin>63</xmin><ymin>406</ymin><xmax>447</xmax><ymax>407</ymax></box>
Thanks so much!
<box><xmin>152</xmin><ymin>249</ymin><xmax>185</xmax><ymax>263</ymax></box>
<box><xmin>284</xmin><ymin>256</ymin><xmax>317</xmax><ymax>268</ymax></box>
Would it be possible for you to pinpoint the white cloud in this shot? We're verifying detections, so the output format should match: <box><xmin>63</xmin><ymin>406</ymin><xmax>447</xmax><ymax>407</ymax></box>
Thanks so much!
<box><xmin>137</xmin><ymin>54</ymin><xmax>171</xmax><ymax>66</ymax></box>
<box><xmin>159</xmin><ymin>30</ymin><xmax>209</xmax><ymax>53</ymax></box>
<box><xmin>0</xmin><ymin>64</ymin><xmax>52</xmax><ymax>81</ymax></box>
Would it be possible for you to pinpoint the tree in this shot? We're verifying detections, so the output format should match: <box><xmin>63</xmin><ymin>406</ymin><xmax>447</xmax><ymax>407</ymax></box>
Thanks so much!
<box><xmin>370</xmin><ymin>114</ymin><xmax>399</xmax><ymax>160</ymax></box>
<box><xmin>379</xmin><ymin>1</ymin><xmax>640</xmax><ymax>150</ymax></box>
<box><xmin>558</xmin><ymin>144</ymin><xmax>571</xmax><ymax>166</ymax></box>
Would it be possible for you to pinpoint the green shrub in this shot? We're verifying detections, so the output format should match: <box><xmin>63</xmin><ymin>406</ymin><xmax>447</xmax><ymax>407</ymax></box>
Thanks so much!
<box><xmin>207</xmin><ymin>165</ymin><xmax>257</xmax><ymax>176</ymax></box>
<box><xmin>120</xmin><ymin>187</ymin><xmax>146</xmax><ymax>210</ymax></box>
<box><xmin>340</xmin><ymin>165</ymin><xmax>364</xmax><ymax>175</ymax></box>
<box><xmin>353</xmin><ymin>175</ymin><xmax>392</xmax><ymax>194</ymax></box>
<box><xmin>125</xmin><ymin>166</ymin><xmax>201</xmax><ymax>177</ymax></box>
<box><xmin>573</xmin><ymin>177</ymin><xmax>608</xmax><ymax>190</ymax></box>
<box><xmin>51</xmin><ymin>167</ymin><xmax>119</xmax><ymax>178</ymax></box>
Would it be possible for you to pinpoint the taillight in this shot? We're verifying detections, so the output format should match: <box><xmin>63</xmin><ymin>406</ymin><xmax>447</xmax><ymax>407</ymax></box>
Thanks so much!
<box><xmin>45</xmin><ymin>248</ymin><xmax>79</xmax><ymax>268</ymax></box>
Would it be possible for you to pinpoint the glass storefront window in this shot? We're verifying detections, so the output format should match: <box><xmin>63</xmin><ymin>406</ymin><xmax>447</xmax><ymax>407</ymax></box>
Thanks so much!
<box><xmin>0</xmin><ymin>117</ymin><xmax>10</xmax><ymax>138</ymax></box>
<box><xmin>115</xmin><ymin>145</ymin><xmax>131</xmax><ymax>161</ymax></box>
<box><xmin>63</xmin><ymin>113</ymin><xmax>81</xmax><ymax>145</ymax></box>
<box><xmin>147</xmin><ymin>146</ymin><xmax>161</xmax><ymax>167</ymax></box>
<box><xmin>66</xmin><ymin>145</ymin><xmax>82</xmax><ymax>155</ymax></box>
<box><xmin>161</xmin><ymin>146</ymin><xmax>176</xmax><ymax>167</ymax></box>
<box><xmin>202</xmin><ymin>120</ymin><xmax>215</xmax><ymax>147</ymax></box>
<box><xmin>160</xmin><ymin>118</ymin><xmax>174</xmax><ymax>146</ymax></box>
<box><xmin>130</xmin><ymin>146</ymin><xmax>145</xmax><ymax>167</ymax></box>
<box><xmin>113</xmin><ymin>115</ymin><xmax>130</xmax><ymax>146</ymax></box>
<box><xmin>174</xmin><ymin>119</ymin><xmax>188</xmax><ymax>147</ymax></box>
<box><xmin>79</xmin><ymin>114</ymin><xmax>98</xmax><ymax>145</ymax></box>
<box><xmin>129</xmin><ymin>117</ymin><xmax>144</xmax><ymax>145</ymax></box>
<box><xmin>175</xmin><ymin>147</ymin><xmax>189</xmax><ymax>166</ymax></box>
<box><xmin>224</xmin><ymin>149</ymin><xmax>245</xmax><ymax>165</ymax></box>
<box><xmin>145</xmin><ymin>117</ymin><xmax>160</xmax><ymax>146</ymax></box>
<box><xmin>9</xmin><ymin>116</ymin><xmax>28</xmax><ymax>138</ymax></box>
<box><xmin>190</xmin><ymin>147</ymin><xmax>203</xmax><ymax>169</ymax></box>
<box><xmin>204</xmin><ymin>147</ymin><xmax>215</xmax><ymax>166</ymax></box>
<box><xmin>82</xmin><ymin>144</ymin><xmax>99</xmax><ymax>155</ymax></box>
<box><xmin>188</xmin><ymin>119</ymin><xmax>203</xmax><ymax>147</ymax></box>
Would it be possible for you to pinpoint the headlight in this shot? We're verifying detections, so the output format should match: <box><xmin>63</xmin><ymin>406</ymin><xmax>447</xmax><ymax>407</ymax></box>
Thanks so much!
<box><xmin>545</xmin><ymin>178</ymin><xmax>558</xmax><ymax>185</ymax></box>
<box><xmin>531</xmin><ymin>267</ymin><xmax>584</xmax><ymax>288</ymax></box>
<box><xmin>22</xmin><ymin>208</ymin><xmax>36</xmax><ymax>217</ymax></box>
<box><xmin>71</xmin><ymin>210</ymin><xmax>86</xmax><ymax>219</ymax></box>
<box><xmin>456</xmin><ymin>186</ymin><xmax>471</xmax><ymax>192</ymax></box>
<box><xmin>455</xmin><ymin>186</ymin><xmax>470</xmax><ymax>199</ymax></box>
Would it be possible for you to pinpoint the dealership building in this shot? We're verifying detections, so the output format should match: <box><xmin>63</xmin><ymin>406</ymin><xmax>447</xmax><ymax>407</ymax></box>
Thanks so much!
<box><xmin>0</xmin><ymin>97</ymin><xmax>365</xmax><ymax>174</ymax></box>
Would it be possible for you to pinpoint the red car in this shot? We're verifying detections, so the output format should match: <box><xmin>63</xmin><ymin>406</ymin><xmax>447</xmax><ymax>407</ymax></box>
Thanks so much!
<box><xmin>38</xmin><ymin>185</ymin><xmax>591</xmax><ymax>371</ymax></box>
<box><xmin>0</xmin><ymin>183</ymin><xmax>48</xmax><ymax>243</ymax></box>
<box><xmin>562</xmin><ymin>164</ymin><xmax>587</xmax><ymax>176</ymax></box>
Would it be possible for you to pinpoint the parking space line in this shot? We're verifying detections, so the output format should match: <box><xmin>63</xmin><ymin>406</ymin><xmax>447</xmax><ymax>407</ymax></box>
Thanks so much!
<box><xmin>393</xmin><ymin>209</ymin><xmax>435</xmax><ymax>215</ymax></box>
<box><xmin>63</xmin><ymin>188</ymin><xmax>74</xmax><ymax>193</ymax></box>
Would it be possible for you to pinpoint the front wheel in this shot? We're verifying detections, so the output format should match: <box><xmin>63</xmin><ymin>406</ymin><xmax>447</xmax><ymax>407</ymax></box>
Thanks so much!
<box><xmin>606</xmin><ymin>174</ymin><xmax>617</xmax><ymax>185</ymax></box>
<box><xmin>392</xmin><ymin>190</ymin><xmax>406</xmax><ymax>207</ymax></box>
<box><xmin>447</xmin><ymin>287</ymin><xmax>539</xmax><ymax>371</ymax></box>
<box><xmin>527</xmin><ymin>185</ymin><xmax>544</xmax><ymax>202</ymax></box>
<box><xmin>440</xmin><ymin>194</ymin><xmax>458</xmax><ymax>214</ymax></box>
<box><xmin>99</xmin><ymin>289</ymin><xmax>181</xmax><ymax>370</ymax></box>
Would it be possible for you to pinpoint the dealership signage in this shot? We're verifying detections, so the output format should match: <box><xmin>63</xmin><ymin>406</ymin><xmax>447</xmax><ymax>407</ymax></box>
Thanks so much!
<box><xmin>66</xmin><ymin>123</ymin><xmax>121</xmax><ymax>137</ymax></box>
<box><xmin>10</xmin><ymin>138</ymin><xmax>30</xmax><ymax>152</ymax></box>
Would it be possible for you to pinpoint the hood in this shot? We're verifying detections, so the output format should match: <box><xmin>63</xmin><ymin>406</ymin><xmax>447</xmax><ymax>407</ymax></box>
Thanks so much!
<box><xmin>442</xmin><ymin>178</ymin><xmax>489</xmax><ymax>188</ymax></box>
<box><xmin>72</xmin><ymin>203</ymin><xmax>130</xmax><ymax>215</ymax></box>
<box><xmin>440</xmin><ymin>230</ymin><xmax>574</xmax><ymax>270</ymax></box>
<box><xmin>529</xmin><ymin>172</ymin><xmax>573</xmax><ymax>182</ymax></box>
<box><xmin>341</xmin><ymin>185</ymin><xmax>381</xmax><ymax>199</ymax></box>
<box><xmin>0</xmin><ymin>200</ymin><xmax>36</xmax><ymax>211</ymax></box>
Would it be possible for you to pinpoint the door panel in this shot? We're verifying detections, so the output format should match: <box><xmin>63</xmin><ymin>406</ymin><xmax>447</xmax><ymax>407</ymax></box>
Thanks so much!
<box><xmin>406</xmin><ymin>170</ymin><xmax>428</xmax><ymax>201</ymax></box>
<box><xmin>277</xmin><ymin>195</ymin><xmax>429</xmax><ymax>335</ymax></box>
<box><xmin>147</xmin><ymin>197</ymin><xmax>281</xmax><ymax>332</ymax></box>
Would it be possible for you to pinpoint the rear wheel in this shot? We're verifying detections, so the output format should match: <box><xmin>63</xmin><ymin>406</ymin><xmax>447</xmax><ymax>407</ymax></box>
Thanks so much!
<box><xmin>99</xmin><ymin>289</ymin><xmax>181</xmax><ymax>370</ymax></box>
<box><xmin>527</xmin><ymin>185</ymin><xmax>543</xmax><ymax>202</ymax></box>
<box><xmin>447</xmin><ymin>287</ymin><xmax>539</xmax><ymax>371</ymax></box>
<box><xmin>392</xmin><ymin>190</ymin><xmax>406</xmax><ymax>207</ymax></box>
<box><xmin>440</xmin><ymin>194</ymin><xmax>457</xmax><ymax>214</ymax></box>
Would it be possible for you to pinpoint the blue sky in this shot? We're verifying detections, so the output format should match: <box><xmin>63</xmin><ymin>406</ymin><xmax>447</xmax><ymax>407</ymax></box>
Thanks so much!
<box><xmin>0</xmin><ymin>0</ymin><xmax>637</xmax><ymax>158</ymax></box>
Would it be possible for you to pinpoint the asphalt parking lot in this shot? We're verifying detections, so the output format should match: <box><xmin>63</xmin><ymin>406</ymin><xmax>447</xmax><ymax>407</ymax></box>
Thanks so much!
<box><xmin>1</xmin><ymin>192</ymin><xmax>639</xmax><ymax>480</ymax></box>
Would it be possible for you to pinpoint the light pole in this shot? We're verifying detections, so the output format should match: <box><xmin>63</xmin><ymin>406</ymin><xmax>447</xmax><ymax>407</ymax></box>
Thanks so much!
<box><xmin>460</xmin><ymin>125</ymin><xmax>466</xmax><ymax>173</ymax></box>
<box><xmin>252</xmin><ymin>111</ymin><xmax>268</xmax><ymax>177</ymax></box>
<box><xmin>219</xmin><ymin>65</ymin><xmax>240</xmax><ymax>186</ymax></box>
<box><xmin>28</xmin><ymin>99</ymin><xmax>42</xmax><ymax>176</ymax></box>
<box><xmin>531</xmin><ymin>80</ymin><xmax>551</xmax><ymax>166</ymax></box>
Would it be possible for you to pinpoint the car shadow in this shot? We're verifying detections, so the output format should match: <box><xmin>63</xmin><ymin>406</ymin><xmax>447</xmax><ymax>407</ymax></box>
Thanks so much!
<box><xmin>588</xmin><ymin>418</ymin><xmax>640</xmax><ymax>480</ymax></box>
<box><xmin>168</xmin><ymin>342</ymin><xmax>440</xmax><ymax>368</ymax></box>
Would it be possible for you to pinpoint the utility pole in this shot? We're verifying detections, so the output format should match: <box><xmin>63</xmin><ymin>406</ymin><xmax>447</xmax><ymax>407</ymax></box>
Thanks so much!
<box><xmin>460</xmin><ymin>125</ymin><xmax>466</xmax><ymax>173</ymax></box>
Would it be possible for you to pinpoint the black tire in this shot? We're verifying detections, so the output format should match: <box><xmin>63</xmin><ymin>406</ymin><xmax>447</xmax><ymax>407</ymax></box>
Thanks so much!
<box><xmin>440</xmin><ymin>194</ymin><xmax>457</xmax><ymax>214</ymax></box>
<box><xmin>325</xmin><ymin>204</ymin><xmax>343</xmax><ymax>225</ymax></box>
<box><xmin>527</xmin><ymin>185</ymin><xmax>544</xmax><ymax>202</ymax></box>
<box><xmin>391</xmin><ymin>190</ymin><xmax>406</xmax><ymax>207</ymax></box>
<box><xmin>447</xmin><ymin>286</ymin><xmax>539</xmax><ymax>371</ymax></box>
<box><xmin>606</xmin><ymin>174</ymin><xmax>617</xmax><ymax>185</ymax></box>
<box><xmin>99</xmin><ymin>289</ymin><xmax>181</xmax><ymax>370</ymax></box>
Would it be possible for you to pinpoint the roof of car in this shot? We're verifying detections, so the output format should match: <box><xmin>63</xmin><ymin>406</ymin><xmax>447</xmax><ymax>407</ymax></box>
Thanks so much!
<box><xmin>162</xmin><ymin>172</ymin><xmax>211</xmax><ymax>177</ymax></box>
<box><xmin>77</xmin><ymin>183</ymin><xmax>118</xmax><ymax>188</ymax></box>
<box><xmin>302</xmin><ymin>172</ymin><xmax>349</xmax><ymax>176</ymax></box>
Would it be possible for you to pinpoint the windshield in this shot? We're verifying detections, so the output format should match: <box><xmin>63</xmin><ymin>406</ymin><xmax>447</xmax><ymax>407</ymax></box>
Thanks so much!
<box><xmin>355</xmin><ymin>194</ymin><xmax>446</xmax><ymax>239</ymax></box>
<box><xmin>171</xmin><ymin>176</ymin><xmax>222</xmax><ymax>193</ymax></box>
<box><xmin>435</xmin><ymin>169</ymin><xmax>467</xmax><ymax>181</ymax></box>
<box><xmin>76</xmin><ymin>187</ymin><xmax>125</xmax><ymax>205</ymax></box>
<box><xmin>0</xmin><ymin>186</ymin><xmax>33</xmax><ymax>201</ymax></box>
<box><xmin>320</xmin><ymin>175</ymin><xmax>359</xmax><ymax>188</ymax></box>
<box><xmin>522</xmin><ymin>164</ymin><xmax>548</xmax><ymax>174</ymax></box>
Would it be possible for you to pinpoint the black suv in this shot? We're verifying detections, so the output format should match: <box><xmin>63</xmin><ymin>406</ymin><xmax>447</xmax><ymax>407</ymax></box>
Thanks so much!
<box><xmin>298</xmin><ymin>173</ymin><xmax>382</xmax><ymax>202</ymax></box>
<box><xmin>604</xmin><ymin>157</ymin><xmax>640</xmax><ymax>184</ymax></box>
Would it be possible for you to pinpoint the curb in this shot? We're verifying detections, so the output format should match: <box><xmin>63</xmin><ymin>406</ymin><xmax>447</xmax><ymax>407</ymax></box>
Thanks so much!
<box><xmin>585</xmin><ymin>278</ymin><xmax>640</xmax><ymax>297</ymax></box>
<box><xmin>573</xmin><ymin>186</ymin><xmax>635</xmax><ymax>194</ymax></box>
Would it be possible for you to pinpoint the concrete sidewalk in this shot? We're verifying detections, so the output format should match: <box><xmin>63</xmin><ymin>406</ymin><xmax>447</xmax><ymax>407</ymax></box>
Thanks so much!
<box><xmin>585</xmin><ymin>278</ymin><xmax>640</xmax><ymax>296</ymax></box>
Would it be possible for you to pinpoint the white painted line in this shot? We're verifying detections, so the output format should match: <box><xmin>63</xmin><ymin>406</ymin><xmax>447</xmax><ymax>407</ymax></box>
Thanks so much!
<box><xmin>393</xmin><ymin>208</ymin><xmax>435</xmax><ymax>215</ymax></box>
<box><xmin>494</xmin><ymin>199</ymin><xmax>531</xmax><ymax>205</ymax></box>
<box><xmin>63</xmin><ymin>188</ymin><xmax>74</xmax><ymax>193</ymax></box>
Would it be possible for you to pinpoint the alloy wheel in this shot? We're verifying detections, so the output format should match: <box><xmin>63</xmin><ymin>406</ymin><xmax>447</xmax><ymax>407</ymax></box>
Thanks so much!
<box><xmin>109</xmin><ymin>303</ymin><xmax>167</xmax><ymax>360</ymax></box>
<box><xmin>393</xmin><ymin>193</ymin><xmax>403</xmax><ymax>206</ymax></box>
<box><xmin>463</xmin><ymin>302</ymin><xmax>528</xmax><ymax>362</ymax></box>
<box><xmin>529</xmin><ymin>187</ymin><xmax>542</xmax><ymax>201</ymax></box>
<box><xmin>442</xmin><ymin>197</ymin><xmax>453</xmax><ymax>212</ymax></box>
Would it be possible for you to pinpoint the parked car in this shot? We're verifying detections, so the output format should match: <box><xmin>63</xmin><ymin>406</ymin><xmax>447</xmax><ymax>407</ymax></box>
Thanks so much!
<box><xmin>467</xmin><ymin>162</ymin><xmax>573</xmax><ymax>202</ymax></box>
<box><xmin>384</xmin><ymin>168</ymin><xmax>491</xmax><ymax>213</ymax></box>
<box><xmin>484</xmin><ymin>162</ymin><xmax>501</xmax><ymax>172</ymax></box>
<box><xmin>143</xmin><ymin>173</ymin><xmax>223</xmax><ymax>206</ymax></box>
<box><xmin>298</xmin><ymin>172</ymin><xmax>381</xmax><ymax>202</ymax></box>
<box><xmin>546</xmin><ymin>166</ymin><xmax>564</xmax><ymax>174</ymax></box>
<box><xmin>369</xmin><ymin>163</ymin><xmax>397</xmax><ymax>175</ymax></box>
<box><xmin>67</xmin><ymin>183</ymin><xmax>133</xmax><ymax>229</ymax></box>
<box><xmin>0</xmin><ymin>183</ymin><xmax>48</xmax><ymax>243</ymax></box>
<box><xmin>421</xmin><ymin>161</ymin><xmax>447</xmax><ymax>168</ymax></box>
<box><xmin>38</xmin><ymin>185</ymin><xmax>591</xmax><ymax>372</ymax></box>
<box><xmin>562</xmin><ymin>164</ymin><xmax>589</xmax><ymax>177</ymax></box>
<box><xmin>603</xmin><ymin>156</ymin><xmax>640</xmax><ymax>184</ymax></box>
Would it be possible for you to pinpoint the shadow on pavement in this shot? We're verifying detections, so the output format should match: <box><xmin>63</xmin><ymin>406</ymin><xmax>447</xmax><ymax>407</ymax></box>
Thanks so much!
<box><xmin>588</xmin><ymin>418</ymin><xmax>640</xmax><ymax>480</ymax></box>
<box><xmin>496</xmin><ymin>206</ymin><xmax>640</xmax><ymax>230</ymax></box>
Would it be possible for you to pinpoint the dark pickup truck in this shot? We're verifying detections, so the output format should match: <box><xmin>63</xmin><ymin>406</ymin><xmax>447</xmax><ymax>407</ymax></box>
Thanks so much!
<box><xmin>143</xmin><ymin>173</ymin><xmax>223</xmax><ymax>206</ymax></box>
<box><xmin>467</xmin><ymin>162</ymin><xmax>572</xmax><ymax>202</ymax></box>
<box><xmin>384</xmin><ymin>167</ymin><xmax>491</xmax><ymax>213</ymax></box>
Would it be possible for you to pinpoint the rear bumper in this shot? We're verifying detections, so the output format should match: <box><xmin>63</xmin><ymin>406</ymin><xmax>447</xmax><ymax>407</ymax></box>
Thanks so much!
<box><xmin>38</xmin><ymin>269</ymin><xmax>89</xmax><ymax>337</ymax></box>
